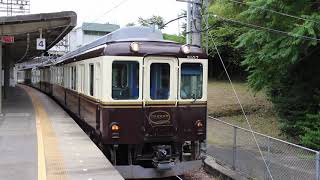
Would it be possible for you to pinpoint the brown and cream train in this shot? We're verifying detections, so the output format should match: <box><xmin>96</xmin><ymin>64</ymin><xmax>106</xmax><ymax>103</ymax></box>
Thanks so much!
<box><xmin>23</xmin><ymin>27</ymin><xmax>208</xmax><ymax>178</ymax></box>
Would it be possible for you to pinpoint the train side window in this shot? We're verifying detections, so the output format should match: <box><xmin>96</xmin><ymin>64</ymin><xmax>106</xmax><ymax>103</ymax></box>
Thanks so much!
<box><xmin>71</xmin><ymin>66</ymin><xmax>77</xmax><ymax>90</ymax></box>
<box><xmin>71</xmin><ymin>67</ymin><xmax>74</xmax><ymax>89</ymax></box>
<box><xmin>89</xmin><ymin>64</ymin><xmax>94</xmax><ymax>96</ymax></box>
<box><xmin>74</xmin><ymin>66</ymin><xmax>77</xmax><ymax>90</ymax></box>
<box><xmin>79</xmin><ymin>65</ymin><xmax>85</xmax><ymax>93</ymax></box>
<box><xmin>180</xmin><ymin>63</ymin><xmax>203</xmax><ymax>99</ymax></box>
<box><xmin>150</xmin><ymin>63</ymin><xmax>170</xmax><ymax>100</ymax></box>
<box><xmin>95</xmin><ymin>63</ymin><xmax>101</xmax><ymax>98</ymax></box>
<box><xmin>61</xmin><ymin>67</ymin><xmax>64</xmax><ymax>86</ymax></box>
<box><xmin>112</xmin><ymin>61</ymin><xmax>139</xmax><ymax>100</ymax></box>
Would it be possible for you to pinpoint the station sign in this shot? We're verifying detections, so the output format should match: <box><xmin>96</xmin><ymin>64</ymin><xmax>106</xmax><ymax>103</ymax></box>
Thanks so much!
<box><xmin>36</xmin><ymin>38</ymin><xmax>46</xmax><ymax>50</ymax></box>
<box><xmin>1</xmin><ymin>36</ymin><xmax>15</xmax><ymax>43</ymax></box>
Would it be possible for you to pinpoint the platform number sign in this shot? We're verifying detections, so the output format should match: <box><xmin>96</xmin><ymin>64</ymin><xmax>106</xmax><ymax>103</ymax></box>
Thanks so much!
<box><xmin>36</xmin><ymin>38</ymin><xmax>46</xmax><ymax>50</ymax></box>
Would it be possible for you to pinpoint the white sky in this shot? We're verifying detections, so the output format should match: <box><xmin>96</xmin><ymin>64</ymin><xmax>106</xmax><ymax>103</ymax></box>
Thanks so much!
<box><xmin>30</xmin><ymin>0</ymin><xmax>186</xmax><ymax>35</ymax></box>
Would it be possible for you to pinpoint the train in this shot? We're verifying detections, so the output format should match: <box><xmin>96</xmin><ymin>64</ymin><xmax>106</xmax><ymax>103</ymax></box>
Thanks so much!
<box><xmin>22</xmin><ymin>27</ymin><xmax>208</xmax><ymax>179</ymax></box>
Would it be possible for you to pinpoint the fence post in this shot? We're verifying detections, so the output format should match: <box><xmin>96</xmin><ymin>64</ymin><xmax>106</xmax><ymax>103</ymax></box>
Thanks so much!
<box><xmin>266</xmin><ymin>137</ymin><xmax>270</xmax><ymax>180</ymax></box>
<box><xmin>232</xmin><ymin>126</ymin><xmax>237</xmax><ymax>170</ymax></box>
<box><xmin>316</xmin><ymin>152</ymin><xmax>319</xmax><ymax>180</ymax></box>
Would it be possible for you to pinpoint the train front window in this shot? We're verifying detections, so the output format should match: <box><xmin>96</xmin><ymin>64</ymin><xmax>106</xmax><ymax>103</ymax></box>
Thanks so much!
<box><xmin>112</xmin><ymin>61</ymin><xmax>139</xmax><ymax>100</ymax></box>
<box><xmin>180</xmin><ymin>63</ymin><xmax>203</xmax><ymax>99</ymax></box>
<box><xmin>150</xmin><ymin>63</ymin><xmax>170</xmax><ymax>100</ymax></box>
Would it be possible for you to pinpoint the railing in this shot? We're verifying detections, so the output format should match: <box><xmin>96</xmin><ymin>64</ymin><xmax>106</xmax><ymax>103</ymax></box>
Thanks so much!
<box><xmin>207</xmin><ymin>116</ymin><xmax>320</xmax><ymax>180</ymax></box>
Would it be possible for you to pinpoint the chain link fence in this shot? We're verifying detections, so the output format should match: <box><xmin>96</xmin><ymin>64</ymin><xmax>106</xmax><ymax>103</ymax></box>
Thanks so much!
<box><xmin>206</xmin><ymin>117</ymin><xmax>320</xmax><ymax>180</ymax></box>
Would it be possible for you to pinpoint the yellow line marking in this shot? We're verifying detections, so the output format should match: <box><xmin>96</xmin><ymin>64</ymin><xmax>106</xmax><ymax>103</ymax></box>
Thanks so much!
<box><xmin>20</xmin><ymin>85</ymin><xmax>69</xmax><ymax>180</ymax></box>
<box><xmin>35</xmin><ymin>107</ymin><xmax>47</xmax><ymax>180</ymax></box>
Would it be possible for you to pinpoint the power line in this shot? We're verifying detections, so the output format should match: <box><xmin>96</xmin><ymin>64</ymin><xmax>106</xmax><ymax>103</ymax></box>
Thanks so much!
<box><xmin>209</xmin><ymin>33</ymin><xmax>274</xmax><ymax>180</ymax></box>
<box><xmin>213</xmin><ymin>14</ymin><xmax>320</xmax><ymax>41</ymax></box>
<box><xmin>160</xmin><ymin>15</ymin><xmax>187</xmax><ymax>29</ymax></box>
<box><xmin>89</xmin><ymin>0</ymin><xmax>129</xmax><ymax>24</ymax></box>
<box><xmin>226</xmin><ymin>0</ymin><xmax>320</xmax><ymax>25</ymax></box>
<box><xmin>190</xmin><ymin>13</ymin><xmax>320</xmax><ymax>42</ymax></box>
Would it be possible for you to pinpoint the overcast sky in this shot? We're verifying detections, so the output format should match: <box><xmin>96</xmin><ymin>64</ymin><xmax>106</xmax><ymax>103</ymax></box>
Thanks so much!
<box><xmin>30</xmin><ymin>0</ymin><xmax>186</xmax><ymax>34</ymax></box>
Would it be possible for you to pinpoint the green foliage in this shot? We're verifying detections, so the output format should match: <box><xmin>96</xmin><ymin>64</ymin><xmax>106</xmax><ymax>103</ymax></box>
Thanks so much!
<box><xmin>301</xmin><ymin>123</ymin><xmax>320</xmax><ymax>150</ymax></box>
<box><xmin>235</xmin><ymin>0</ymin><xmax>320</xmax><ymax>149</ymax></box>
<box><xmin>237</xmin><ymin>0</ymin><xmax>320</xmax><ymax>91</ymax></box>
<box><xmin>138</xmin><ymin>15</ymin><xmax>165</xmax><ymax>29</ymax></box>
<box><xmin>126</xmin><ymin>22</ymin><xmax>135</xmax><ymax>27</ymax></box>
<box><xmin>207</xmin><ymin>0</ymin><xmax>247</xmax><ymax>76</ymax></box>
<box><xmin>163</xmin><ymin>33</ymin><xmax>185</xmax><ymax>44</ymax></box>
<box><xmin>209</xmin><ymin>0</ymin><xmax>320</xmax><ymax>149</ymax></box>
<box><xmin>300</xmin><ymin>113</ymin><xmax>320</xmax><ymax>150</ymax></box>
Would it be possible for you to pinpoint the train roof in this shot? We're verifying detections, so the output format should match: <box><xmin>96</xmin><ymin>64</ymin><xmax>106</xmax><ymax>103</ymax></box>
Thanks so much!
<box><xmin>55</xmin><ymin>26</ymin><xmax>207</xmax><ymax>65</ymax></box>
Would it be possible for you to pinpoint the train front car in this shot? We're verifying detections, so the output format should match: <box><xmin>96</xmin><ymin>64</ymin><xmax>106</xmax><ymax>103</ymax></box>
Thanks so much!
<box><xmin>97</xmin><ymin>28</ymin><xmax>208</xmax><ymax>178</ymax></box>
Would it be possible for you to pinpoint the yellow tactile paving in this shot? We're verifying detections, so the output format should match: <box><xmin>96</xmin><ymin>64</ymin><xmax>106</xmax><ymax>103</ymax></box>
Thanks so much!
<box><xmin>20</xmin><ymin>85</ymin><xmax>69</xmax><ymax>180</ymax></box>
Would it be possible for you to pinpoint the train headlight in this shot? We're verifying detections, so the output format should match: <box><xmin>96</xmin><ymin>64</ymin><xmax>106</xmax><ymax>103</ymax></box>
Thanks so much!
<box><xmin>111</xmin><ymin>124</ymin><xmax>120</xmax><ymax>131</ymax></box>
<box><xmin>196</xmin><ymin>120</ymin><xmax>203</xmax><ymax>128</ymax></box>
<box><xmin>181</xmin><ymin>44</ymin><xmax>191</xmax><ymax>54</ymax></box>
<box><xmin>130</xmin><ymin>42</ymin><xmax>140</xmax><ymax>52</ymax></box>
<box><xmin>110</xmin><ymin>122</ymin><xmax>120</xmax><ymax>139</ymax></box>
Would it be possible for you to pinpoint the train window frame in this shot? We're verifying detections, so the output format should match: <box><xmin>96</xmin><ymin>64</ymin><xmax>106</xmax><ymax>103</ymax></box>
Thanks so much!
<box><xmin>111</xmin><ymin>60</ymin><xmax>140</xmax><ymax>100</ymax></box>
<box><xmin>143</xmin><ymin>57</ymin><xmax>178</xmax><ymax>102</ymax></box>
<box><xmin>95</xmin><ymin>62</ymin><xmax>101</xmax><ymax>98</ymax></box>
<box><xmin>179</xmin><ymin>62</ymin><xmax>203</xmax><ymax>100</ymax></box>
<box><xmin>178</xmin><ymin>59</ymin><xmax>208</xmax><ymax>102</ymax></box>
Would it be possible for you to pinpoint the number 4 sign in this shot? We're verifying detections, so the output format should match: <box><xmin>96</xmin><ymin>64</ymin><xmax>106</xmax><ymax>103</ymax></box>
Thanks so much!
<box><xmin>36</xmin><ymin>38</ymin><xmax>46</xmax><ymax>50</ymax></box>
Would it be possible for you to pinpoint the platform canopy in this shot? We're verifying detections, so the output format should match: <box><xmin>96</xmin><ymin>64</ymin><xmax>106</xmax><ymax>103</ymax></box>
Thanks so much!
<box><xmin>0</xmin><ymin>11</ymin><xmax>77</xmax><ymax>63</ymax></box>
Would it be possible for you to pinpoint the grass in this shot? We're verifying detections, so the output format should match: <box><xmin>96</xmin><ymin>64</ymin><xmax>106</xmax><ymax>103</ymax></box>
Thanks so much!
<box><xmin>207</xmin><ymin>80</ymin><xmax>285</xmax><ymax>140</ymax></box>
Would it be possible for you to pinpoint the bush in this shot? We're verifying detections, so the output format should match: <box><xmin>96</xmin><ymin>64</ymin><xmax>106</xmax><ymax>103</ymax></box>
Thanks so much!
<box><xmin>268</xmin><ymin>51</ymin><xmax>320</xmax><ymax>150</ymax></box>
<box><xmin>300</xmin><ymin>113</ymin><xmax>320</xmax><ymax>150</ymax></box>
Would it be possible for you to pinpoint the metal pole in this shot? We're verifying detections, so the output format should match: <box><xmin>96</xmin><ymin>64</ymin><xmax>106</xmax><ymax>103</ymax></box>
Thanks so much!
<box><xmin>267</xmin><ymin>137</ymin><xmax>270</xmax><ymax>165</ymax></box>
<box><xmin>191</xmin><ymin>0</ymin><xmax>202</xmax><ymax>47</ymax></box>
<box><xmin>205</xmin><ymin>0</ymin><xmax>209</xmax><ymax>54</ymax></box>
<box><xmin>316</xmin><ymin>152</ymin><xmax>319</xmax><ymax>180</ymax></box>
<box><xmin>0</xmin><ymin>42</ymin><xmax>2</xmax><ymax>116</ymax></box>
<box><xmin>186</xmin><ymin>2</ymin><xmax>191</xmax><ymax>44</ymax></box>
<box><xmin>233</xmin><ymin>126</ymin><xmax>237</xmax><ymax>170</ymax></box>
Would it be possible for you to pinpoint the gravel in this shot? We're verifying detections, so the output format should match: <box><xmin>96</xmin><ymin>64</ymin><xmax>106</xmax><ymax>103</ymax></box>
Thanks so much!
<box><xmin>184</xmin><ymin>167</ymin><xmax>215</xmax><ymax>180</ymax></box>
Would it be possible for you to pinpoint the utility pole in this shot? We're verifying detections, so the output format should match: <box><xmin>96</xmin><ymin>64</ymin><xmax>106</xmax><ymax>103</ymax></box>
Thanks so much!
<box><xmin>177</xmin><ymin>0</ymin><xmax>202</xmax><ymax>47</ymax></box>
<box><xmin>205</xmin><ymin>0</ymin><xmax>209</xmax><ymax>54</ymax></box>
<box><xmin>186</xmin><ymin>2</ymin><xmax>191</xmax><ymax>44</ymax></box>
<box><xmin>191</xmin><ymin>0</ymin><xmax>202</xmax><ymax>47</ymax></box>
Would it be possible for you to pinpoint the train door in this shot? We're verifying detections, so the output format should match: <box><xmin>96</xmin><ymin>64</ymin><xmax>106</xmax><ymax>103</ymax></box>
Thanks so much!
<box><xmin>142</xmin><ymin>56</ymin><xmax>179</xmax><ymax>137</ymax></box>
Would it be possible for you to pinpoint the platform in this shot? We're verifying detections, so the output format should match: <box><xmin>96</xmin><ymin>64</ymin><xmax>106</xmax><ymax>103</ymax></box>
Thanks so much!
<box><xmin>0</xmin><ymin>85</ymin><xmax>124</xmax><ymax>180</ymax></box>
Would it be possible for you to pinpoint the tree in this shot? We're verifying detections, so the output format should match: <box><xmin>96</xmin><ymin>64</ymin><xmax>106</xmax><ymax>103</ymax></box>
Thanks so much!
<box><xmin>138</xmin><ymin>15</ymin><xmax>165</xmax><ymax>29</ymax></box>
<box><xmin>163</xmin><ymin>33</ymin><xmax>185</xmax><ymax>44</ymax></box>
<box><xmin>235</xmin><ymin>0</ymin><xmax>320</xmax><ymax>149</ymax></box>
<box><xmin>126</xmin><ymin>22</ymin><xmax>135</xmax><ymax>27</ymax></box>
<box><xmin>206</xmin><ymin>0</ymin><xmax>247</xmax><ymax>79</ymax></box>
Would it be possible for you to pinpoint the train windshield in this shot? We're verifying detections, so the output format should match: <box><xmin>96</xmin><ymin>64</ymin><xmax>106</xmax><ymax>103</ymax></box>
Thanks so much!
<box><xmin>112</xmin><ymin>61</ymin><xmax>139</xmax><ymax>100</ymax></box>
<box><xmin>150</xmin><ymin>63</ymin><xmax>170</xmax><ymax>100</ymax></box>
<box><xmin>180</xmin><ymin>63</ymin><xmax>203</xmax><ymax>99</ymax></box>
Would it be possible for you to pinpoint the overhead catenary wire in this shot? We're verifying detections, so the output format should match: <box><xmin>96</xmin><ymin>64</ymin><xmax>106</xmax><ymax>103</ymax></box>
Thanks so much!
<box><xmin>213</xmin><ymin>14</ymin><xmax>320</xmax><ymax>41</ymax></box>
<box><xmin>160</xmin><ymin>15</ymin><xmax>187</xmax><ymax>29</ymax></box>
<box><xmin>209</xmin><ymin>33</ymin><xmax>274</xmax><ymax>180</ymax></box>
<box><xmin>83</xmin><ymin>0</ymin><xmax>129</xmax><ymax>30</ymax></box>
<box><xmin>189</xmin><ymin>13</ymin><xmax>320</xmax><ymax>42</ymax></box>
<box><xmin>225</xmin><ymin>0</ymin><xmax>320</xmax><ymax>25</ymax></box>
<box><xmin>17</xmin><ymin>33</ymin><xmax>30</xmax><ymax>63</ymax></box>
